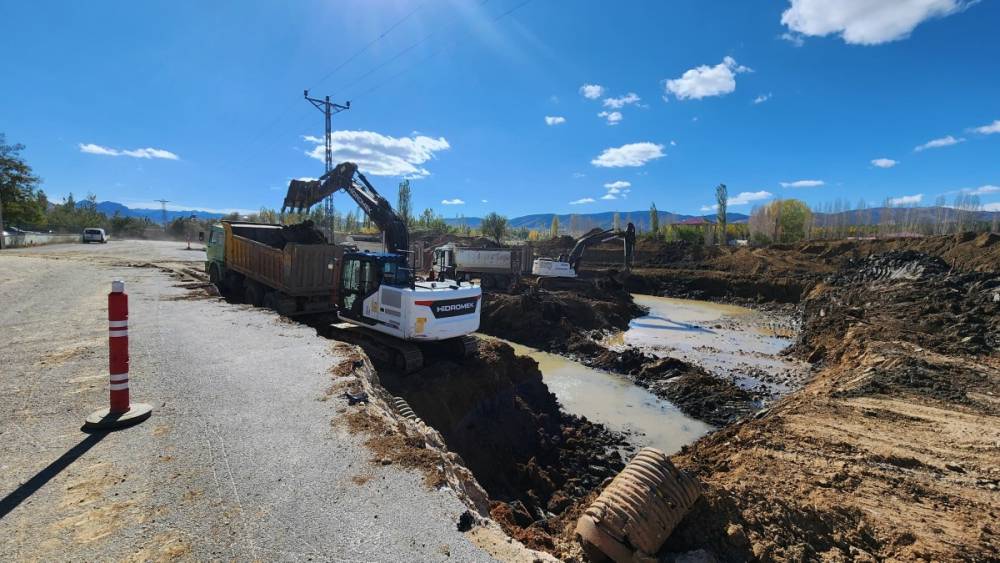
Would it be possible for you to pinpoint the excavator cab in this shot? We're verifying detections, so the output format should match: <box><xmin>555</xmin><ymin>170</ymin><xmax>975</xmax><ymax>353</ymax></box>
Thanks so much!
<box><xmin>338</xmin><ymin>252</ymin><xmax>412</xmax><ymax>324</ymax></box>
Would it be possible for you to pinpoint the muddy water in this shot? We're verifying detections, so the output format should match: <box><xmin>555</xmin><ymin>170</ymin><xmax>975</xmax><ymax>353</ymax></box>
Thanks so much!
<box><xmin>488</xmin><ymin>337</ymin><xmax>714</xmax><ymax>454</ymax></box>
<box><xmin>619</xmin><ymin>294</ymin><xmax>806</xmax><ymax>395</ymax></box>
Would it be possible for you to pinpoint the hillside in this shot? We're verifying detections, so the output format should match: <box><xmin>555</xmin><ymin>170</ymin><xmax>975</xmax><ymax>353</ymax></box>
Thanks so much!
<box><xmin>91</xmin><ymin>201</ymin><xmax>227</xmax><ymax>222</ymax></box>
<box><xmin>445</xmin><ymin>211</ymin><xmax>750</xmax><ymax>231</ymax></box>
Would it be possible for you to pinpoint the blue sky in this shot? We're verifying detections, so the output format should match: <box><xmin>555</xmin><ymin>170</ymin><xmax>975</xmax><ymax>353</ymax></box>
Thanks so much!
<box><xmin>2</xmin><ymin>0</ymin><xmax>998</xmax><ymax>217</ymax></box>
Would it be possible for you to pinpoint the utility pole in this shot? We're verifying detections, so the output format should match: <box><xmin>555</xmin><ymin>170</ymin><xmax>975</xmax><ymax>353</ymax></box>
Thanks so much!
<box><xmin>304</xmin><ymin>90</ymin><xmax>350</xmax><ymax>240</ymax></box>
<box><xmin>155</xmin><ymin>200</ymin><xmax>170</xmax><ymax>230</ymax></box>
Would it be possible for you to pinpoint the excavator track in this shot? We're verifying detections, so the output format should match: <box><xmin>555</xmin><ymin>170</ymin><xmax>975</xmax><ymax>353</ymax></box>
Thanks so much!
<box><xmin>325</xmin><ymin>322</ymin><xmax>424</xmax><ymax>374</ymax></box>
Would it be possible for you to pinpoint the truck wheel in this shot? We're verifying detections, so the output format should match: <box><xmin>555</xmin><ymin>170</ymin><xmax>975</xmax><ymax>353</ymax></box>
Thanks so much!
<box><xmin>244</xmin><ymin>281</ymin><xmax>264</xmax><ymax>307</ymax></box>
<box><xmin>208</xmin><ymin>263</ymin><xmax>222</xmax><ymax>286</ymax></box>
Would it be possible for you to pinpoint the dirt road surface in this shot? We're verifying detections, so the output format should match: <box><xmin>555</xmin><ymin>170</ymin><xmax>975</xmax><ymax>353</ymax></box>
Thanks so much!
<box><xmin>0</xmin><ymin>240</ymin><xmax>500</xmax><ymax>561</ymax></box>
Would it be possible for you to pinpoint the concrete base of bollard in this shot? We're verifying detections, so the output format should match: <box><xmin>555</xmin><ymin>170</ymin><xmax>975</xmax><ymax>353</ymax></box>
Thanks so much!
<box><xmin>84</xmin><ymin>403</ymin><xmax>153</xmax><ymax>430</ymax></box>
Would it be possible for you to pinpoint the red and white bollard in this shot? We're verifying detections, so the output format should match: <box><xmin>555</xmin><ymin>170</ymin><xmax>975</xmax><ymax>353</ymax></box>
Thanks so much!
<box><xmin>84</xmin><ymin>280</ymin><xmax>153</xmax><ymax>430</ymax></box>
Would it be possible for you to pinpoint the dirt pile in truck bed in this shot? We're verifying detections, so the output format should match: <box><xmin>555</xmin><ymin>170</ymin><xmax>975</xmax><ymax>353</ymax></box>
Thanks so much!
<box><xmin>650</xmin><ymin>250</ymin><xmax>1000</xmax><ymax>561</ymax></box>
<box><xmin>376</xmin><ymin>340</ymin><xmax>633</xmax><ymax>554</ymax></box>
<box><xmin>479</xmin><ymin>275</ymin><xmax>643</xmax><ymax>353</ymax></box>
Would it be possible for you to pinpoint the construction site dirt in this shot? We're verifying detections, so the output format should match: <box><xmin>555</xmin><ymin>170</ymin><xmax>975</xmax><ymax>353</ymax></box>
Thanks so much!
<box><xmin>9</xmin><ymin>236</ymin><xmax>998</xmax><ymax>562</ymax></box>
<box><xmin>207</xmin><ymin>231</ymin><xmax>1000</xmax><ymax>561</ymax></box>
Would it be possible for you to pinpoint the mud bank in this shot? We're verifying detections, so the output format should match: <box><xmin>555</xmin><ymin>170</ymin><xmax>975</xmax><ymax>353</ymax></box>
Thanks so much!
<box><xmin>480</xmin><ymin>275</ymin><xmax>642</xmax><ymax>353</ymax></box>
<box><xmin>376</xmin><ymin>340</ymin><xmax>634</xmax><ymax>555</ymax></box>
<box><xmin>660</xmin><ymin>250</ymin><xmax>1000</xmax><ymax>561</ymax></box>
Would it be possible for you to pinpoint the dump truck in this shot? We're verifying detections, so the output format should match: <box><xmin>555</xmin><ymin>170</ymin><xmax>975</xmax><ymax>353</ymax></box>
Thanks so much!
<box><xmin>431</xmin><ymin>243</ymin><xmax>533</xmax><ymax>289</ymax></box>
<box><xmin>205</xmin><ymin>220</ymin><xmax>337</xmax><ymax>315</ymax></box>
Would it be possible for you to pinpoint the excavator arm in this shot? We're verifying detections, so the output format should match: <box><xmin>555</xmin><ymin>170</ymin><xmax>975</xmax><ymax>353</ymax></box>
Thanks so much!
<box><xmin>282</xmin><ymin>162</ymin><xmax>409</xmax><ymax>254</ymax></box>
<box><xmin>567</xmin><ymin>222</ymin><xmax>636</xmax><ymax>273</ymax></box>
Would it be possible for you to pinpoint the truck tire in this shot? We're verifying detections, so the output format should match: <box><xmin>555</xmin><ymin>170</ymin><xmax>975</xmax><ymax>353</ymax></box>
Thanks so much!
<box><xmin>244</xmin><ymin>280</ymin><xmax>265</xmax><ymax>307</ymax></box>
<box><xmin>208</xmin><ymin>263</ymin><xmax>222</xmax><ymax>287</ymax></box>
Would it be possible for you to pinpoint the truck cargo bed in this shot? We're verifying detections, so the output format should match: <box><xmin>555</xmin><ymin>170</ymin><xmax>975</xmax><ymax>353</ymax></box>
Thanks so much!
<box><xmin>227</xmin><ymin>234</ymin><xmax>335</xmax><ymax>296</ymax></box>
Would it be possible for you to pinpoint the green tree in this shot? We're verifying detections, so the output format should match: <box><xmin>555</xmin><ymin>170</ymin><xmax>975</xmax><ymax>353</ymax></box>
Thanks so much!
<box><xmin>397</xmin><ymin>179</ymin><xmax>412</xmax><ymax>227</ymax></box>
<box><xmin>649</xmin><ymin>202</ymin><xmax>659</xmax><ymax>237</ymax></box>
<box><xmin>550</xmin><ymin>215</ymin><xmax>559</xmax><ymax>238</ymax></box>
<box><xmin>715</xmin><ymin>183</ymin><xmax>728</xmax><ymax>244</ymax></box>
<box><xmin>0</xmin><ymin>133</ymin><xmax>44</xmax><ymax>231</ymax></box>
<box><xmin>481</xmin><ymin>212</ymin><xmax>508</xmax><ymax>244</ymax></box>
<box><xmin>749</xmin><ymin>199</ymin><xmax>812</xmax><ymax>243</ymax></box>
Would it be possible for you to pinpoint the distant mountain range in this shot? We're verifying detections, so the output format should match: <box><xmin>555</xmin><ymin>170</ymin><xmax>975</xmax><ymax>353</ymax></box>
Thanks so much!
<box><xmin>90</xmin><ymin>201</ymin><xmax>227</xmax><ymax>222</ymax></box>
<box><xmin>445</xmin><ymin>211</ymin><xmax>751</xmax><ymax>231</ymax></box>
<box><xmin>84</xmin><ymin>201</ymin><xmax>998</xmax><ymax>231</ymax></box>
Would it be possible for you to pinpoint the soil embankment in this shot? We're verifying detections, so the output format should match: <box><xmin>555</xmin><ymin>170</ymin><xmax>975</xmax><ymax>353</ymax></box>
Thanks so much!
<box><xmin>652</xmin><ymin>249</ymin><xmax>1000</xmax><ymax>561</ymax></box>
<box><xmin>376</xmin><ymin>340</ymin><xmax>633</xmax><ymax>555</ymax></box>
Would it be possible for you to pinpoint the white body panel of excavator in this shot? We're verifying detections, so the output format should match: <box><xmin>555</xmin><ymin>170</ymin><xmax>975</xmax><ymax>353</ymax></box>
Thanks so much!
<box><xmin>532</xmin><ymin>258</ymin><xmax>578</xmax><ymax>278</ymax></box>
<box><xmin>352</xmin><ymin>281</ymin><xmax>482</xmax><ymax>341</ymax></box>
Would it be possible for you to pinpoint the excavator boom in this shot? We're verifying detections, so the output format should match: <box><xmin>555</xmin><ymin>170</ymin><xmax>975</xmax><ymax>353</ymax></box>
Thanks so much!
<box><xmin>282</xmin><ymin>162</ymin><xmax>409</xmax><ymax>254</ymax></box>
<box><xmin>567</xmin><ymin>222</ymin><xmax>636</xmax><ymax>272</ymax></box>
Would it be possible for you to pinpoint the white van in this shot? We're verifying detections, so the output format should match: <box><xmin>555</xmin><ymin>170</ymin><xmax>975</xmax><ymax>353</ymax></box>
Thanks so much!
<box><xmin>83</xmin><ymin>228</ymin><xmax>108</xmax><ymax>243</ymax></box>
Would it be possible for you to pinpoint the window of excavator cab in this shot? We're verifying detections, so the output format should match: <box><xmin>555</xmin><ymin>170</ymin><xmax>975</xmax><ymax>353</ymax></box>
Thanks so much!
<box><xmin>381</xmin><ymin>260</ymin><xmax>410</xmax><ymax>286</ymax></box>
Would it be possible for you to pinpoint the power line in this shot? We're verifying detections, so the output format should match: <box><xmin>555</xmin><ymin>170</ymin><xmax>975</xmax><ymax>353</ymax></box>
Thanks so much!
<box><xmin>308</xmin><ymin>1</ymin><xmax>428</xmax><ymax>92</ymax></box>
<box><xmin>351</xmin><ymin>0</ymin><xmax>533</xmax><ymax>101</ymax></box>
<box><xmin>235</xmin><ymin>3</ymin><xmax>433</xmax><ymax>163</ymax></box>
<box><xmin>337</xmin><ymin>0</ymin><xmax>492</xmax><ymax>99</ymax></box>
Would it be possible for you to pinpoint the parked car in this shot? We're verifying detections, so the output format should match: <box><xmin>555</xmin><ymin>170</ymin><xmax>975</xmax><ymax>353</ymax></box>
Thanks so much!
<box><xmin>83</xmin><ymin>228</ymin><xmax>108</xmax><ymax>243</ymax></box>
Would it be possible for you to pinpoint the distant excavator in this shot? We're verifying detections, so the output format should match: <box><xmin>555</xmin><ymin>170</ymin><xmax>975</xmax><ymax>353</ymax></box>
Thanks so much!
<box><xmin>532</xmin><ymin>222</ymin><xmax>636</xmax><ymax>279</ymax></box>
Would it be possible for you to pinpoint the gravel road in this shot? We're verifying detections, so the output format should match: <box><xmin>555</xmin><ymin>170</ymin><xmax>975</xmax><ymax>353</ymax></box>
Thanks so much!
<box><xmin>0</xmin><ymin>240</ymin><xmax>498</xmax><ymax>561</ymax></box>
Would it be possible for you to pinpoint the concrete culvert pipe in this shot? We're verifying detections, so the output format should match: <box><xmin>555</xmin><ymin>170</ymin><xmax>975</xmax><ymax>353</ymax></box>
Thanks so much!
<box><xmin>391</xmin><ymin>396</ymin><xmax>422</xmax><ymax>424</ymax></box>
<box><xmin>575</xmin><ymin>447</ymin><xmax>701</xmax><ymax>562</ymax></box>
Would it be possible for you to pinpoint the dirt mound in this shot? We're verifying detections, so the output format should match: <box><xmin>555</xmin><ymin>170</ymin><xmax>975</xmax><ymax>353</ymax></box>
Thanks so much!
<box><xmin>585</xmin><ymin>347</ymin><xmax>758</xmax><ymax>427</ymax></box>
<box><xmin>660</xmin><ymin>250</ymin><xmax>1000</xmax><ymax>561</ymax></box>
<box><xmin>376</xmin><ymin>340</ymin><xmax>633</xmax><ymax>554</ymax></box>
<box><xmin>480</xmin><ymin>276</ymin><xmax>643</xmax><ymax>353</ymax></box>
<box><xmin>793</xmin><ymin>250</ymin><xmax>1000</xmax><ymax>365</ymax></box>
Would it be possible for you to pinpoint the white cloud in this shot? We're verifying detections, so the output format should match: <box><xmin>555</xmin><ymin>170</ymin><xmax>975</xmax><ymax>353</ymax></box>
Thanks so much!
<box><xmin>592</xmin><ymin>142</ymin><xmax>666</xmax><ymax>168</ymax></box>
<box><xmin>304</xmin><ymin>130</ymin><xmax>449</xmax><ymax>178</ymax></box>
<box><xmin>79</xmin><ymin>143</ymin><xmax>179</xmax><ymax>160</ymax></box>
<box><xmin>753</xmin><ymin>93</ymin><xmax>772</xmax><ymax>104</ymax></box>
<box><xmin>441</xmin><ymin>198</ymin><xmax>465</xmax><ymax>205</ymax></box>
<box><xmin>664</xmin><ymin>56</ymin><xmax>752</xmax><ymax>101</ymax></box>
<box><xmin>570</xmin><ymin>197</ymin><xmax>595</xmax><ymax>205</ymax></box>
<box><xmin>871</xmin><ymin>158</ymin><xmax>899</xmax><ymax>168</ymax></box>
<box><xmin>730</xmin><ymin>190</ymin><xmax>774</xmax><ymax>205</ymax></box>
<box><xmin>597</xmin><ymin>111</ymin><xmax>623</xmax><ymax>125</ymax></box>
<box><xmin>780</xmin><ymin>179</ymin><xmax>825</xmax><ymax>188</ymax></box>
<box><xmin>702</xmin><ymin>190</ymin><xmax>774</xmax><ymax>211</ymax></box>
<box><xmin>971</xmin><ymin>120</ymin><xmax>1000</xmax><ymax>134</ymax></box>
<box><xmin>780</xmin><ymin>0</ymin><xmax>972</xmax><ymax>46</ymax></box>
<box><xmin>780</xmin><ymin>32</ymin><xmax>805</xmax><ymax>47</ymax></box>
<box><xmin>603</xmin><ymin>180</ymin><xmax>632</xmax><ymax>190</ymax></box>
<box><xmin>963</xmin><ymin>185</ymin><xmax>1000</xmax><ymax>195</ymax></box>
<box><xmin>579</xmin><ymin>84</ymin><xmax>605</xmax><ymax>99</ymax></box>
<box><xmin>914</xmin><ymin>135</ymin><xmax>965</xmax><ymax>152</ymax></box>
<box><xmin>603</xmin><ymin>92</ymin><xmax>640</xmax><ymax>109</ymax></box>
<box><xmin>601</xmin><ymin>193</ymin><xmax>617</xmax><ymax>200</ymax></box>
<box><xmin>983</xmin><ymin>202</ymin><xmax>1000</xmax><ymax>212</ymax></box>
<box><xmin>572</xmin><ymin>172</ymin><xmax>586</xmax><ymax>178</ymax></box>
<box><xmin>670</xmin><ymin>140</ymin><xmax>677</xmax><ymax>146</ymax></box>
<box><xmin>545</xmin><ymin>116</ymin><xmax>566</xmax><ymax>126</ymax></box>
<box><xmin>889</xmin><ymin>193</ymin><xmax>923</xmax><ymax>205</ymax></box>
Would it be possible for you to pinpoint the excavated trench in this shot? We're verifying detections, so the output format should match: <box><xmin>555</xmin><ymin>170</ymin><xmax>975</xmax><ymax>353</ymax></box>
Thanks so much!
<box><xmin>373</xmin><ymin>340</ymin><xmax>632</xmax><ymax>553</ymax></box>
